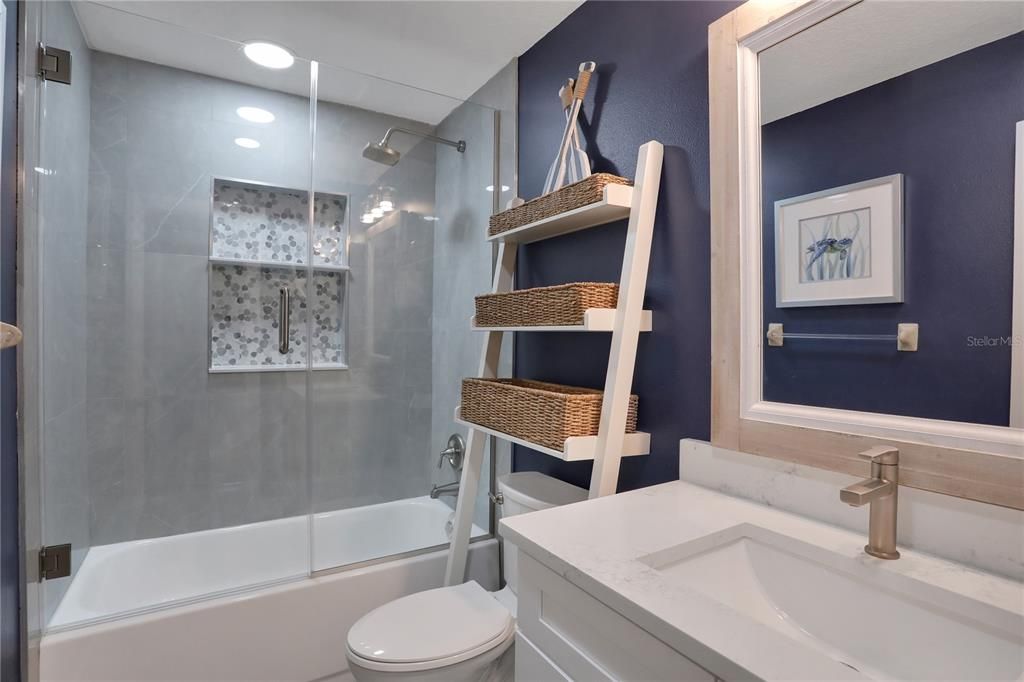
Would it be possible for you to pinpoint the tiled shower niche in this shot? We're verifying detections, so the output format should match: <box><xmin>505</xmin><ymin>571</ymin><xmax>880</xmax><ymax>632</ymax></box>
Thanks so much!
<box><xmin>210</xmin><ymin>178</ymin><xmax>349</xmax><ymax>269</ymax></box>
<box><xmin>209</xmin><ymin>178</ymin><xmax>348</xmax><ymax>373</ymax></box>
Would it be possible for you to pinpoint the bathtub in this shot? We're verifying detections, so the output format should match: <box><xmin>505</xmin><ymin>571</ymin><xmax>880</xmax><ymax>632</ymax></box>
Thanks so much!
<box><xmin>50</xmin><ymin>496</ymin><xmax>487</xmax><ymax>630</ymax></box>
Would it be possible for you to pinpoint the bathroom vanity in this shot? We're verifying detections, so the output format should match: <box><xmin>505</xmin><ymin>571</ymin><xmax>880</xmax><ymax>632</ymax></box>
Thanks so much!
<box><xmin>501</xmin><ymin>442</ymin><xmax>1024</xmax><ymax>681</ymax></box>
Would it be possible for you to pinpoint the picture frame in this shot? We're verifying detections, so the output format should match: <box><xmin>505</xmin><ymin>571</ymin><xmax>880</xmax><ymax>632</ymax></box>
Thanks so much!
<box><xmin>774</xmin><ymin>174</ymin><xmax>904</xmax><ymax>308</ymax></box>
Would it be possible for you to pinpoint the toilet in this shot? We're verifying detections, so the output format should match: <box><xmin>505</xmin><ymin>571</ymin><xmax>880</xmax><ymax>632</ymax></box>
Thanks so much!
<box><xmin>346</xmin><ymin>472</ymin><xmax>588</xmax><ymax>681</ymax></box>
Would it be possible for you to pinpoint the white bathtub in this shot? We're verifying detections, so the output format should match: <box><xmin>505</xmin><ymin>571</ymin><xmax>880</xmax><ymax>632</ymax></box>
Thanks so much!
<box><xmin>50</xmin><ymin>496</ymin><xmax>486</xmax><ymax>630</ymax></box>
<box><xmin>313</xmin><ymin>496</ymin><xmax>482</xmax><ymax>570</ymax></box>
<box><xmin>41</xmin><ymin>537</ymin><xmax>498</xmax><ymax>682</ymax></box>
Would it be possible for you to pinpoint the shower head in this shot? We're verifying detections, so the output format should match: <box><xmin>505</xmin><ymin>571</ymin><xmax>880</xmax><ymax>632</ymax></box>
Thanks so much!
<box><xmin>362</xmin><ymin>127</ymin><xmax>466</xmax><ymax>166</ymax></box>
<box><xmin>362</xmin><ymin>141</ymin><xmax>401</xmax><ymax>166</ymax></box>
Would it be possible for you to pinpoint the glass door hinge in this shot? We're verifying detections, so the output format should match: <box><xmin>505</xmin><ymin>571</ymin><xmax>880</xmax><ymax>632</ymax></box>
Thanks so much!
<box><xmin>39</xmin><ymin>543</ymin><xmax>71</xmax><ymax>581</ymax></box>
<box><xmin>39</xmin><ymin>45</ymin><xmax>71</xmax><ymax>85</ymax></box>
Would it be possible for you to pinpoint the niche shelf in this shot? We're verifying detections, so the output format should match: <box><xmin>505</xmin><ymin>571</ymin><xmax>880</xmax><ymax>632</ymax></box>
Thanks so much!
<box><xmin>208</xmin><ymin>178</ymin><xmax>350</xmax><ymax>373</ymax></box>
<box><xmin>208</xmin><ymin>256</ymin><xmax>350</xmax><ymax>273</ymax></box>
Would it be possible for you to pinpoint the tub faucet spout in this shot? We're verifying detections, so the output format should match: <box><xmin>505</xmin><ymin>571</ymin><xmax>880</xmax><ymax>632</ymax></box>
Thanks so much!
<box><xmin>430</xmin><ymin>480</ymin><xmax>460</xmax><ymax>499</ymax></box>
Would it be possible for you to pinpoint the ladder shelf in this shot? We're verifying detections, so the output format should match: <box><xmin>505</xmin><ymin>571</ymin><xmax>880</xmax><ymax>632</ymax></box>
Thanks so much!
<box><xmin>487</xmin><ymin>183</ymin><xmax>633</xmax><ymax>244</ymax></box>
<box><xmin>471</xmin><ymin>308</ymin><xmax>653</xmax><ymax>333</ymax></box>
<box><xmin>454</xmin><ymin>407</ymin><xmax>651</xmax><ymax>461</ymax></box>
<box><xmin>445</xmin><ymin>141</ymin><xmax>664</xmax><ymax>587</ymax></box>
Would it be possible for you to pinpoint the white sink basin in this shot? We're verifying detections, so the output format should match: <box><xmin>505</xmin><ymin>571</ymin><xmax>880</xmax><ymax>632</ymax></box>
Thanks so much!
<box><xmin>640</xmin><ymin>524</ymin><xmax>1024</xmax><ymax>681</ymax></box>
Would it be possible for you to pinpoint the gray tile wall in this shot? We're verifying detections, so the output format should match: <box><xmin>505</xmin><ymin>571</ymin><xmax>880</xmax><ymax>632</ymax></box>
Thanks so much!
<box><xmin>85</xmin><ymin>52</ymin><xmax>441</xmax><ymax>545</ymax></box>
<box><xmin>311</xmin><ymin>209</ymin><xmax>438</xmax><ymax>514</ymax></box>
<box><xmin>432</xmin><ymin>62</ymin><xmax>518</xmax><ymax>531</ymax></box>
<box><xmin>311</xmin><ymin>64</ymin><xmax>441</xmax><ymax>517</ymax></box>
<box><xmin>38</xmin><ymin>0</ymin><xmax>93</xmax><ymax>624</ymax></box>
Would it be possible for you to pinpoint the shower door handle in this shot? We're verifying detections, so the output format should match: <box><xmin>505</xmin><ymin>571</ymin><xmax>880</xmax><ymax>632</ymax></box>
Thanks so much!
<box><xmin>278</xmin><ymin>287</ymin><xmax>290</xmax><ymax>354</ymax></box>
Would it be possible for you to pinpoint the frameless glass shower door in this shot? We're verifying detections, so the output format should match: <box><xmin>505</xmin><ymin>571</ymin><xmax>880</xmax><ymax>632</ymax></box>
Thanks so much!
<box><xmin>24</xmin><ymin>0</ymin><xmax>512</xmax><ymax>636</ymax></box>
<box><xmin>309</xmin><ymin>61</ymin><xmax>498</xmax><ymax>573</ymax></box>
<box><xmin>26</xmin><ymin>4</ymin><xmax>317</xmax><ymax>631</ymax></box>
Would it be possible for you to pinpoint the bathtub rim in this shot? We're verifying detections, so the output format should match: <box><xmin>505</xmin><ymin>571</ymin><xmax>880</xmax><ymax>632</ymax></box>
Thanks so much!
<box><xmin>45</xmin><ymin>523</ymin><xmax>493</xmax><ymax>636</ymax></box>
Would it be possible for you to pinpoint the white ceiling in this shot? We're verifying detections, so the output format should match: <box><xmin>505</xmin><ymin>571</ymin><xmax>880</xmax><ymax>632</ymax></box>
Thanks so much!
<box><xmin>74</xmin><ymin>0</ymin><xmax>581</xmax><ymax>124</ymax></box>
<box><xmin>760</xmin><ymin>1</ymin><xmax>1024</xmax><ymax>124</ymax></box>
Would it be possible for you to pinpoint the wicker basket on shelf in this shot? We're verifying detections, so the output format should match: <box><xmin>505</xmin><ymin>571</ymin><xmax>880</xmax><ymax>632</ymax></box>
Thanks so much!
<box><xmin>475</xmin><ymin>283</ymin><xmax>617</xmax><ymax>328</ymax></box>
<box><xmin>488</xmin><ymin>173</ymin><xmax>632</xmax><ymax>237</ymax></box>
<box><xmin>460</xmin><ymin>378</ymin><xmax>638</xmax><ymax>452</ymax></box>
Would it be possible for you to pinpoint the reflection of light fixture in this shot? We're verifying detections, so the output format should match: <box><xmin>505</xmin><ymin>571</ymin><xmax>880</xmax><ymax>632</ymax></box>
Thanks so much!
<box><xmin>485</xmin><ymin>185</ymin><xmax>511</xmax><ymax>192</ymax></box>
<box><xmin>360</xmin><ymin>198</ymin><xmax>375</xmax><ymax>224</ymax></box>
<box><xmin>423</xmin><ymin>216</ymin><xmax>439</xmax><ymax>222</ymax></box>
<box><xmin>377</xmin><ymin>186</ymin><xmax>396</xmax><ymax>212</ymax></box>
<box><xmin>243</xmin><ymin>41</ymin><xmax>295</xmax><ymax>69</ymax></box>
<box><xmin>234</xmin><ymin>137</ymin><xmax>261</xmax><ymax>149</ymax></box>
<box><xmin>236</xmin><ymin>106</ymin><xmax>275</xmax><ymax>123</ymax></box>
<box><xmin>371</xmin><ymin>206</ymin><xmax>384</xmax><ymax>218</ymax></box>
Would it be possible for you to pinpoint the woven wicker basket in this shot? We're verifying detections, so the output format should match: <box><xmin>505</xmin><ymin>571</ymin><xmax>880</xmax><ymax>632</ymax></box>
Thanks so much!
<box><xmin>460</xmin><ymin>378</ymin><xmax>638</xmax><ymax>452</ymax></box>
<box><xmin>488</xmin><ymin>173</ymin><xmax>632</xmax><ymax>237</ymax></box>
<box><xmin>475</xmin><ymin>283</ymin><xmax>618</xmax><ymax>328</ymax></box>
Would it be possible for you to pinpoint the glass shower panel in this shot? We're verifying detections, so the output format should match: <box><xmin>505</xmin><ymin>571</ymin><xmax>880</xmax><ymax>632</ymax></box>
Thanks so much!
<box><xmin>31</xmin><ymin>5</ymin><xmax>316</xmax><ymax>631</ymax></box>
<box><xmin>310</xmin><ymin>62</ymin><xmax>497</xmax><ymax>572</ymax></box>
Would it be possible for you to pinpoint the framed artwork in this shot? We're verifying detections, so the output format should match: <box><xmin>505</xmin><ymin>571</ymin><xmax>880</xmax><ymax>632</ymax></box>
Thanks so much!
<box><xmin>774</xmin><ymin>174</ymin><xmax>903</xmax><ymax>307</ymax></box>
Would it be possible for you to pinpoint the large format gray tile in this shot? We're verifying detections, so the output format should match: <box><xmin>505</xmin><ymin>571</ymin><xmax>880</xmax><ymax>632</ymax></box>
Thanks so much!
<box><xmin>80</xmin><ymin>50</ymin><xmax>475</xmax><ymax>549</ymax></box>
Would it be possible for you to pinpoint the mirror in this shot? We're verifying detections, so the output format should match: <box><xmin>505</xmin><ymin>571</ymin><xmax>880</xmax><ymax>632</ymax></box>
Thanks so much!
<box><xmin>757</xmin><ymin>1</ymin><xmax>1023</xmax><ymax>430</ymax></box>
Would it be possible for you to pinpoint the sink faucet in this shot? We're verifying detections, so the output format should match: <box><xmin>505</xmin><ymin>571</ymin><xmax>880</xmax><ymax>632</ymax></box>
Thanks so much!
<box><xmin>840</xmin><ymin>446</ymin><xmax>900</xmax><ymax>560</ymax></box>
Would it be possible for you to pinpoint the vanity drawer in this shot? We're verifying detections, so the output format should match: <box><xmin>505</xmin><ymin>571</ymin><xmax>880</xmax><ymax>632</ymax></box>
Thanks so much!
<box><xmin>516</xmin><ymin>631</ymin><xmax>571</xmax><ymax>681</ymax></box>
<box><xmin>517</xmin><ymin>553</ymin><xmax>714</xmax><ymax>682</ymax></box>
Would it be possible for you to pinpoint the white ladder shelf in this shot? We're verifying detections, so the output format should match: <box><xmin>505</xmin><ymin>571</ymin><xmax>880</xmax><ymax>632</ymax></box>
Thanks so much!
<box><xmin>444</xmin><ymin>141</ymin><xmax>664</xmax><ymax>586</ymax></box>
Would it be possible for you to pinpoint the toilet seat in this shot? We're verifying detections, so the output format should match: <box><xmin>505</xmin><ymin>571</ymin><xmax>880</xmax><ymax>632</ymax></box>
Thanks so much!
<box><xmin>346</xmin><ymin>581</ymin><xmax>515</xmax><ymax>673</ymax></box>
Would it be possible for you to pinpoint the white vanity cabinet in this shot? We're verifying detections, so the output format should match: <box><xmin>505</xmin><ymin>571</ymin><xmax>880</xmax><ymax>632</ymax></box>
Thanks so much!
<box><xmin>514</xmin><ymin>552</ymin><xmax>717</xmax><ymax>682</ymax></box>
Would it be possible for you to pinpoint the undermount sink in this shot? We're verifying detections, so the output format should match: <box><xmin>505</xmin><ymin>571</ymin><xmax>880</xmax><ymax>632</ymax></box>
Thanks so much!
<box><xmin>640</xmin><ymin>524</ymin><xmax>1024</xmax><ymax>681</ymax></box>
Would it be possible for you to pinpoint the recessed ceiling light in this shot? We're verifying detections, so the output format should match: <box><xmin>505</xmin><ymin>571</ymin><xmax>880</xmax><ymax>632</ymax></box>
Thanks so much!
<box><xmin>360</xmin><ymin>212</ymin><xmax>375</xmax><ymax>224</ymax></box>
<box><xmin>485</xmin><ymin>185</ymin><xmax>511</xmax><ymax>193</ymax></box>
<box><xmin>243</xmin><ymin>41</ymin><xmax>295</xmax><ymax>70</ymax></box>
<box><xmin>236</xmin><ymin>106</ymin><xmax>275</xmax><ymax>123</ymax></box>
<box><xmin>371</xmin><ymin>206</ymin><xmax>384</xmax><ymax>218</ymax></box>
<box><xmin>423</xmin><ymin>216</ymin><xmax>439</xmax><ymax>222</ymax></box>
<box><xmin>234</xmin><ymin>137</ymin><xmax>261</xmax><ymax>149</ymax></box>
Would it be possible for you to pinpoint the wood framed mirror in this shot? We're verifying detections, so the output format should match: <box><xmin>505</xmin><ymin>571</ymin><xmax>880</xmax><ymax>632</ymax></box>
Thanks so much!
<box><xmin>709</xmin><ymin>0</ymin><xmax>1023</xmax><ymax>509</ymax></box>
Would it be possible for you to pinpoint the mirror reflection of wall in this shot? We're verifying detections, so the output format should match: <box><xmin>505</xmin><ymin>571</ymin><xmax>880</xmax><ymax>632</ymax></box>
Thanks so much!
<box><xmin>758</xmin><ymin>1</ymin><xmax>1024</xmax><ymax>428</ymax></box>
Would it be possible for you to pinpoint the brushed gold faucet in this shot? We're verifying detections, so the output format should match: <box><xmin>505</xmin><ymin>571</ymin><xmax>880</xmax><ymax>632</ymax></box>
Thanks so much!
<box><xmin>840</xmin><ymin>446</ymin><xmax>900</xmax><ymax>559</ymax></box>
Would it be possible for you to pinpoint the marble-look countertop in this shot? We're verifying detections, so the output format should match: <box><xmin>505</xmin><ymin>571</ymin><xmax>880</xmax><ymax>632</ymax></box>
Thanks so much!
<box><xmin>500</xmin><ymin>480</ymin><xmax>1024</xmax><ymax>681</ymax></box>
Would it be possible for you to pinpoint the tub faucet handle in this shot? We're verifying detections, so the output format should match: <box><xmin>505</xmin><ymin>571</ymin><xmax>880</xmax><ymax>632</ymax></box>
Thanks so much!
<box><xmin>438</xmin><ymin>434</ymin><xmax>465</xmax><ymax>470</ymax></box>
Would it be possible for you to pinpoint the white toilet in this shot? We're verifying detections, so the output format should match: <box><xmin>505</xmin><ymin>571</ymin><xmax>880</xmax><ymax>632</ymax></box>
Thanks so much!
<box><xmin>346</xmin><ymin>471</ymin><xmax>587</xmax><ymax>681</ymax></box>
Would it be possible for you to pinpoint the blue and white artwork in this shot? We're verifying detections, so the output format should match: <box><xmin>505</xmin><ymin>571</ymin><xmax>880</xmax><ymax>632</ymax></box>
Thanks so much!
<box><xmin>774</xmin><ymin>174</ymin><xmax>902</xmax><ymax>308</ymax></box>
<box><xmin>798</xmin><ymin>208</ymin><xmax>871</xmax><ymax>283</ymax></box>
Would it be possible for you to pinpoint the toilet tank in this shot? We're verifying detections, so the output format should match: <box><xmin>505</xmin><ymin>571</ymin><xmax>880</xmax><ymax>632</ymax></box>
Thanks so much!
<box><xmin>497</xmin><ymin>472</ymin><xmax>587</xmax><ymax>594</ymax></box>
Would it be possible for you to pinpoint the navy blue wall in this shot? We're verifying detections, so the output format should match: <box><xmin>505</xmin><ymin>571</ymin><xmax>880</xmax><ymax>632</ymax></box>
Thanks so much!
<box><xmin>1</xmin><ymin>1</ymin><xmax>20</xmax><ymax>678</ymax></box>
<box><xmin>514</xmin><ymin>1</ymin><xmax>739</xmax><ymax>490</ymax></box>
<box><xmin>762</xmin><ymin>33</ymin><xmax>1022</xmax><ymax>427</ymax></box>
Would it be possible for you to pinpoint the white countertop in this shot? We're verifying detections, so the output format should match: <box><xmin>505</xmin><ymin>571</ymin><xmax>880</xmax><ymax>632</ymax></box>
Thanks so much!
<box><xmin>500</xmin><ymin>479</ymin><xmax>1024</xmax><ymax>681</ymax></box>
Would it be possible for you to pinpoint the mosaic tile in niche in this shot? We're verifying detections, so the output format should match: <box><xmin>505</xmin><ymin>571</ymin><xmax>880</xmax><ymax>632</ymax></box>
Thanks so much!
<box><xmin>209</xmin><ymin>265</ymin><xmax>345</xmax><ymax>369</ymax></box>
<box><xmin>211</xmin><ymin>179</ymin><xmax>348</xmax><ymax>268</ymax></box>
<box><xmin>313</xmin><ymin>195</ymin><xmax>349</xmax><ymax>268</ymax></box>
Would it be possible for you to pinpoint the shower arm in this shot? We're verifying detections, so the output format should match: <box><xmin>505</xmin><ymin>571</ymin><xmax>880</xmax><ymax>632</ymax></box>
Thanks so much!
<box><xmin>379</xmin><ymin>127</ymin><xmax>466</xmax><ymax>153</ymax></box>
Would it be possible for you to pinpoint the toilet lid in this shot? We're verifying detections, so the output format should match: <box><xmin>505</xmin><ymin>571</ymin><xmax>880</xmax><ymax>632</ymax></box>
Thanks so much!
<box><xmin>347</xmin><ymin>581</ymin><xmax>513</xmax><ymax>666</ymax></box>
